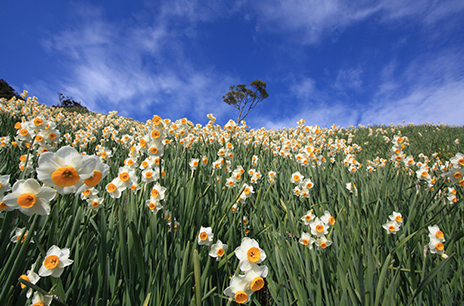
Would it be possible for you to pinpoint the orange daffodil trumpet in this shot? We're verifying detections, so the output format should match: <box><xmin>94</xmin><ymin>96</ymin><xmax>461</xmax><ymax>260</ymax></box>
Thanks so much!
<box><xmin>3</xmin><ymin>178</ymin><xmax>56</xmax><ymax>215</ymax></box>
<box><xmin>37</xmin><ymin>146</ymin><xmax>97</xmax><ymax>194</ymax></box>
<box><xmin>39</xmin><ymin>245</ymin><xmax>73</xmax><ymax>278</ymax></box>
<box><xmin>234</xmin><ymin>237</ymin><xmax>266</xmax><ymax>272</ymax></box>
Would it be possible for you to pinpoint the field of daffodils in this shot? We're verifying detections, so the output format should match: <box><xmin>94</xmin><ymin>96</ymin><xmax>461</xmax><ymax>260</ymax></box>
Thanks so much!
<box><xmin>0</xmin><ymin>92</ymin><xmax>463</xmax><ymax>305</ymax></box>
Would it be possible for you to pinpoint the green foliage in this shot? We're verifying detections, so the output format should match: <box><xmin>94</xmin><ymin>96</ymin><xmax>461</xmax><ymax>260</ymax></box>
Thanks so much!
<box><xmin>223</xmin><ymin>80</ymin><xmax>269</xmax><ymax>123</ymax></box>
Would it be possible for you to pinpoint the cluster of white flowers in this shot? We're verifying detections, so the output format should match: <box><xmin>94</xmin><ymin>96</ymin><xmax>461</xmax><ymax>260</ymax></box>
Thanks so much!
<box><xmin>383</xmin><ymin>211</ymin><xmax>403</xmax><ymax>235</ymax></box>
<box><xmin>224</xmin><ymin>237</ymin><xmax>268</xmax><ymax>304</ymax></box>
<box><xmin>290</xmin><ymin>171</ymin><xmax>314</xmax><ymax>199</ymax></box>
<box><xmin>427</xmin><ymin>225</ymin><xmax>446</xmax><ymax>257</ymax></box>
<box><xmin>300</xmin><ymin>210</ymin><xmax>335</xmax><ymax>250</ymax></box>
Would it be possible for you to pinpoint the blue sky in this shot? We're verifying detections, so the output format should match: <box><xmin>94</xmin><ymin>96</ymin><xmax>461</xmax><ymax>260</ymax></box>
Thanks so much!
<box><xmin>2</xmin><ymin>0</ymin><xmax>464</xmax><ymax>129</ymax></box>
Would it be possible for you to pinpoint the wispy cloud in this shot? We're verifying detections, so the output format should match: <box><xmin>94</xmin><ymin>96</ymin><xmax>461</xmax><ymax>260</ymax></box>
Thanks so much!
<box><xmin>31</xmin><ymin>3</ymin><xmax>237</xmax><ymax>124</ymax></box>
<box><xmin>253</xmin><ymin>0</ymin><xmax>464</xmax><ymax>44</ymax></box>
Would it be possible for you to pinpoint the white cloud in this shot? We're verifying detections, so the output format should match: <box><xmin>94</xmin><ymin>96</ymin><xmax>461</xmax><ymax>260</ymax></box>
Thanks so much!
<box><xmin>32</xmin><ymin>2</ymin><xmax>237</xmax><ymax>124</ymax></box>
<box><xmin>253</xmin><ymin>0</ymin><xmax>464</xmax><ymax>44</ymax></box>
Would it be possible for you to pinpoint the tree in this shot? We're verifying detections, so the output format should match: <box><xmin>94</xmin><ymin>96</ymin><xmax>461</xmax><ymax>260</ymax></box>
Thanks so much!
<box><xmin>222</xmin><ymin>80</ymin><xmax>269</xmax><ymax>124</ymax></box>
<box><xmin>0</xmin><ymin>79</ymin><xmax>21</xmax><ymax>100</ymax></box>
<box><xmin>55</xmin><ymin>93</ymin><xmax>89</xmax><ymax>113</ymax></box>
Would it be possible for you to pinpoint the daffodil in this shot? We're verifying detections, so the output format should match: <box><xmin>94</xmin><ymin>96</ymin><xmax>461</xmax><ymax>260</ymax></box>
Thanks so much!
<box><xmin>301</xmin><ymin>210</ymin><xmax>316</xmax><ymax>225</ymax></box>
<box><xmin>315</xmin><ymin>236</ymin><xmax>332</xmax><ymax>250</ymax></box>
<box><xmin>37</xmin><ymin>146</ymin><xmax>97</xmax><ymax>194</ymax></box>
<box><xmin>320</xmin><ymin>211</ymin><xmax>335</xmax><ymax>226</ymax></box>
<box><xmin>0</xmin><ymin>174</ymin><xmax>11</xmax><ymax>195</ymax></box>
<box><xmin>11</xmin><ymin>227</ymin><xmax>34</xmax><ymax>244</ymax></box>
<box><xmin>19</xmin><ymin>263</ymin><xmax>40</xmax><ymax>298</ymax></box>
<box><xmin>86</xmin><ymin>196</ymin><xmax>104</xmax><ymax>210</ymax></box>
<box><xmin>383</xmin><ymin>220</ymin><xmax>400</xmax><ymax>235</ymax></box>
<box><xmin>223</xmin><ymin>275</ymin><xmax>252</xmax><ymax>304</ymax></box>
<box><xmin>299</xmin><ymin>232</ymin><xmax>315</xmax><ymax>249</ymax></box>
<box><xmin>234</xmin><ymin>237</ymin><xmax>266</xmax><ymax>271</ymax></box>
<box><xmin>208</xmin><ymin>240</ymin><xmax>228</xmax><ymax>261</ymax></box>
<box><xmin>3</xmin><ymin>178</ymin><xmax>56</xmax><ymax>215</ymax></box>
<box><xmin>30</xmin><ymin>291</ymin><xmax>53</xmax><ymax>306</ymax></box>
<box><xmin>198</xmin><ymin>226</ymin><xmax>213</xmax><ymax>246</ymax></box>
<box><xmin>428</xmin><ymin>225</ymin><xmax>445</xmax><ymax>242</ymax></box>
<box><xmin>310</xmin><ymin>218</ymin><xmax>328</xmax><ymax>237</ymax></box>
<box><xmin>38</xmin><ymin>245</ymin><xmax>73</xmax><ymax>278</ymax></box>
<box><xmin>243</xmin><ymin>263</ymin><xmax>268</xmax><ymax>292</ymax></box>
<box><xmin>388</xmin><ymin>211</ymin><xmax>403</xmax><ymax>225</ymax></box>
<box><xmin>429</xmin><ymin>237</ymin><xmax>445</xmax><ymax>255</ymax></box>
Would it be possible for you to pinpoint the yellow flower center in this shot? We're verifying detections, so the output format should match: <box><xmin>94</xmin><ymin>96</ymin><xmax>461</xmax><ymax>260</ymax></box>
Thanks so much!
<box><xmin>320</xmin><ymin>242</ymin><xmax>327</xmax><ymax>249</ymax></box>
<box><xmin>51</xmin><ymin>166</ymin><xmax>80</xmax><ymax>187</ymax></box>
<box><xmin>302</xmin><ymin>239</ymin><xmax>309</xmax><ymax>245</ymax></box>
<box><xmin>0</xmin><ymin>202</ymin><xmax>8</xmax><ymax>210</ymax></box>
<box><xmin>152</xmin><ymin>189</ymin><xmax>159</xmax><ymax>197</ymax></box>
<box><xmin>152</xmin><ymin>115</ymin><xmax>162</xmax><ymax>125</ymax></box>
<box><xmin>251</xmin><ymin>277</ymin><xmax>265</xmax><ymax>291</ymax></box>
<box><xmin>32</xmin><ymin>303</ymin><xmax>45</xmax><ymax>306</ymax></box>
<box><xmin>459</xmin><ymin>158</ymin><xmax>464</xmax><ymax>166</ymax></box>
<box><xmin>389</xmin><ymin>225</ymin><xmax>396</xmax><ymax>232</ymax></box>
<box><xmin>216</xmin><ymin>248</ymin><xmax>225</xmax><ymax>257</ymax></box>
<box><xmin>244</xmin><ymin>188</ymin><xmax>250</xmax><ymax>195</ymax></box>
<box><xmin>148</xmin><ymin>202</ymin><xmax>156</xmax><ymax>210</ymax></box>
<box><xmin>83</xmin><ymin>189</ymin><xmax>91</xmax><ymax>196</ymax></box>
<box><xmin>293</xmin><ymin>175</ymin><xmax>300</xmax><ymax>182</ymax></box>
<box><xmin>395</xmin><ymin>216</ymin><xmax>402</xmax><ymax>223</ymax></box>
<box><xmin>200</xmin><ymin>232</ymin><xmax>208</xmax><ymax>241</ymax></box>
<box><xmin>34</xmin><ymin>118</ymin><xmax>44</xmax><ymax>126</ymax></box>
<box><xmin>305</xmin><ymin>215</ymin><xmax>312</xmax><ymax>221</ymax></box>
<box><xmin>91</xmin><ymin>201</ymin><xmax>99</xmax><ymax>207</ymax></box>
<box><xmin>316</xmin><ymin>224</ymin><xmax>324</xmax><ymax>233</ymax></box>
<box><xmin>49</xmin><ymin>132</ymin><xmax>57</xmax><ymax>139</ymax></box>
<box><xmin>328</xmin><ymin>217</ymin><xmax>335</xmax><ymax>225</ymax></box>
<box><xmin>454</xmin><ymin>172</ymin><xmax>462</xmax><ymax>179</ymax></box>
<box><xmin>107</xmin><ymin>183</ymin><xmax>117</xmax><ymax>193</ymax></box>
<box><xmin>306</xmin><ymin>182</ymin><xmax>313</xmax><ymax>189</ymax></box>
<box><xmin>235</xmin><ymin>291</ymin><xmax>248</xmax><ymax>304</ymax></box>
<box><xmin>20</xmin><ymin>129</ymin><xmax>29</xmax><ymax>136</ymax></box>
<box><xmin>119</xmin><ymin>172</ymin><xmax>130</xmax><ymax>182</ymax></box>
<box><xmin>436</xmin><ymin>230</ymin><xmax>444</xmax><ymax>239</ymax></box>
<box><xmin>83</xmin><ymin>170</ymin><xmax>102</xmax><ymax>187</ymax></box>
<box><xmin>421</xmin><ymin>171</ymin><xmax>428</xmax><ymax>178</ymax></box>
<box><xmin>150</xmin><ymin>147</ymin><xmax>158</xmax><ymax>154</ymax></box>
<box><xmin>44</xmin><ymin>255</ymin><xmax>60</xmax><ymax>269</ymax></box>
<box><xmin>436</xmin><ymin>242</ymin><xmax>444</xmax><ymax>251</ymax></box>
<box><xmin>17</xmin><ymin>193</ymin><xmax>37</xmax><ymax>209</ymax></box>
<box><xmin>19</xmin><ymin>274</ymin><xmax>29</xmax><ymax>289</ymax></box>
<box><xmin>247</xmin><ymin>247</ymin><xmax>261</xmax><ymax>263</ymax></box>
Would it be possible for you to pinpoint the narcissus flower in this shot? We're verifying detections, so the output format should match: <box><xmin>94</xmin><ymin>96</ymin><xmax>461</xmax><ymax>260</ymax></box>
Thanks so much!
<box><xmin>39</xmin><ymin>245</ymin><xmax>73</xmax><ymax>278</ymax></box>
<box><xmin>30</xmin><ymin>291</ymin><xmax>53</xmax><ymax>306</ymax></box>
<box><xmin>301</xmin><ymin>210</ymin><xmax>316</xmax><ymax>225</ymax></box>
<box><xmin>3</xmin><ymin>178</ymin><xmax>56</xmax><ymax>215</ymax></box>
<box><xmin>223</xmin><ymin>275</ymin><xmax>252</xmax><ymax>304</ymax></box>
<box><xmin>37</xmin><ymin>146</ymin><xmax>97</xmax><ymax>194</ymax></box>
<box><xmin>428</xmin><ymin>225</ymin><xmax>445</xmax><ymax>242</ymax></box>
<box><xmin>383</xmin><ymin>220</ymin><xmax>400</xmax><ymax>235</ymax></box>
<box><xmin>209</xmin><ymin>240</ymin><xmax>228</xmax><ymax>261</ymax></box>
<box><xmin>429</xmin><ymin>237</ymin><xmax>445</xmax><ymax>254</ymax></box>
<box><xmin>315</xmin><ymin>236</ymin><xmax>332</xmax><ymax>250</ymax></box>
<box><xmin>198</xmin><ymin>226</ymin><xmax>213</xmax><ymax>246</ymax></box>
<box><xmin>299</xmin><ymin>232</ymin><xmax>315</xmax><ymax>249</ymax></box>
<box><xmin>389</xmin><ymin>211</ymin><xmax>403</xmax><ymax>224</ymax></box>
<box><xmin>19</xmin><ymin>263</ymin><xmax>40</xmax><ymax>298</ymax></box>
<box><xmin>243</xmin><ymin>263</ymin><xmax>268</xmax><ymax>292</ymax></box>
<box><xmin>234</xmin><ymin>237</ymin><xmax>266</xmax><ymax>271</ymax></box>
<box><xmin>310</xmin><ymin>218</ymin><xmax>328</xmax><ymax>237</ymax></box>
<box><xmin>320</xmin><ymin>211</ymin><xmax>335</xmax><ymax>226</ymax></box>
